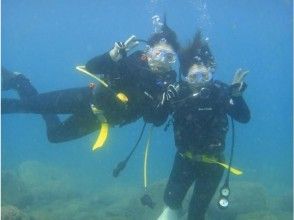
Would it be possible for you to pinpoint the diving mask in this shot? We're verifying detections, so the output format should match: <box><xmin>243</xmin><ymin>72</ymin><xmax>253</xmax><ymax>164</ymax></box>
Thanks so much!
<box><xmin>185</xmin><ymin>70</ymin><xmax>212</xmax><ymax>84</ymax></box>
<box><xmin>147</xmin><ymin>47</ymin><xmax>176</xmax><ymax>65</ymax></box>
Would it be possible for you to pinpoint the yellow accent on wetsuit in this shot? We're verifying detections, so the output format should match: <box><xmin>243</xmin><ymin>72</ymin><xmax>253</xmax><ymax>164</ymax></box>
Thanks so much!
<box><xmin>76</xmin><ymin>65</ymin><xmax>128</xmax><ymax>103</ymax></box>
<box><xmin>181</xmin><ymin>152</ymin><xmax>243</xmax><ymax>175</ymax></box>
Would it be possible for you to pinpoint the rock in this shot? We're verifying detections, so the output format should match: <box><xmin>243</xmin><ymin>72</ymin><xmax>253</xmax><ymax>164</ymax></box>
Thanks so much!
<box><xmin>1</xmin><ymin>170</ymin><xmax>30</xmax><ymax>208</ymax></box>
<box><xmin>268</xmin><ymin>191</ymin><xmax>293</xmax><ymax>213</ymax></box>
<box><xmin>2</xmin><ymin>160</ymin><xmax>80</xmax><ymax>210</ymax></box>
<box><xmin>17</xmin><ymin>160</ymin><xmax>77</xmax><ymax>205</ymax></box>
<box><xmin>18</xmin><ymin>160</ymin><xmax>73</xmax><ymax>193</ymax></box>
<box><xmin>1</xmin><ymin>205</ymin><xmax>34</xmax><ymax>220</ymax></box>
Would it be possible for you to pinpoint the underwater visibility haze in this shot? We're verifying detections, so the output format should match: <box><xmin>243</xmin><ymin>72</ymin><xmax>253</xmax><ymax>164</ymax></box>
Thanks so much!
<box><xmin>1</xmin><ymin>0</ymin><xmax>293</xmax><ymax>219</ymax></box>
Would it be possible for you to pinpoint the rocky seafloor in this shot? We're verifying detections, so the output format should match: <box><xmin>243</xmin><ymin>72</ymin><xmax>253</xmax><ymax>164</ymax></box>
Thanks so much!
<box><xmin>1</xmin><ymin>160</ymin><xmax>293</xmax><ymax>220</ymax></box>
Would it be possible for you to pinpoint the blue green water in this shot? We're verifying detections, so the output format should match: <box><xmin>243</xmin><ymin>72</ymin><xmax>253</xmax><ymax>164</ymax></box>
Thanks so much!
<box><xmin>1</xmin><ymin>0</ymin><xmax>293</xmax><ymax>219</ymax></box>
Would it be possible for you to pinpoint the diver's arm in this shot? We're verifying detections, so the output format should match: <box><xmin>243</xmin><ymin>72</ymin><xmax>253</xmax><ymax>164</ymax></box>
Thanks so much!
<box><xmin>85</xmin><ymin>52</ymin><xmax>121</xmax><ymax>76</ymax></box>
<box><xmin>143</xmin><ymin>103</ymin><xmax>170</xmax><ymax>127</ymax></box>
<box><xmin>227</xmin><ymin>68</ymin><xmax>250</xmax><ymax>122</ymax></box>
<box><xmin>141</xmin><ymin>88</ymin><xmax>172</xmax><ymax>127</ymax></box>
<box><xmin>216</xmin><ymin>80</ymin><xmax>250</xmax><ymax>123</ymax></box>
<box><xmin>227</xmin><ymin>96</ymin><xmax>250</xmax><ymax>123</ymax></box>
<box><xmin>143</xmin><ymin>81</ymin><xmax>178</xmax><ymax>127</ymax></box>
<box><xmin>86</xmin><ymin>35</ymin><xmax>139</xmax><ymax>76</ymax></box>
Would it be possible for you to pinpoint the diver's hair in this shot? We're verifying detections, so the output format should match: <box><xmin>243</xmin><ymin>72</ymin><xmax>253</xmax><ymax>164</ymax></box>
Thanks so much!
<box><xmin>147</xmin><ymin>15</ymin><xmax>180</xmax><ymax>52</ymax></box>
<box><xmin>179</xmin><ymin>31</ymin><xmax>216</xmax><ymax>76</ymax></box>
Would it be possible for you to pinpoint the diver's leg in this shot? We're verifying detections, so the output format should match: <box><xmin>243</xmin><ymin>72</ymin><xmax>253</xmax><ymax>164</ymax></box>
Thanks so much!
<box><xmin>2</xmin><ymin>66</ymin><xmax>61</xmax><ymax>131</ymax></box>
<box><xmin>163</xmin><ymin>152</ymin><xmax>195</xmax><ymax>209</ymax></box>
<box><xmin>46</xmin><ymin>113</ymin><xmax>99</xmax><ymax>143</ymax></box>
<box><xmin>158</xmin><ymin>152</ymin><xmax>196</xmax><ymax>220</ymax></box>
<box><xmin>2</xmin><ymin>67</ymin><xmax>93</xmax><ymax>114</ymax></box>
<box><xmin>187</xmin><ymin>160</ymin><xmax>224</xmax><ymax>220</ymax></box>
<box><xmin>2</xmin><ymin>98</ymin><xmax>27</xmax><ymax>113</ymax></box>
<box><xmin>2</xmin><ymin>66</ymin><xmax>38</xmax><ymax>97</ymax></box>
<box><xmin>28</xmin><ymin>87</ymin><xmax>94</xmax><ymax>114</ymax></box>
<box><xmin>2</xmin><ymin>98</ymin><xmax>99</xmax><ymax>143</ymax></box>
<box><xmin>2</xmin><ymin>87</ymin><xmax>94</xmax><ymax>114</ymax></box>
<box><xmin>2</xmin><ymin>67</ymin><xmax>99</xmax><ymax>143</ymax></box>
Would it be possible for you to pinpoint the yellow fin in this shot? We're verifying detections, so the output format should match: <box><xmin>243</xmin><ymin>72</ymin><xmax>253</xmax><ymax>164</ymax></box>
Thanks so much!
<box><xmin>116</xmin><ymin>93</ymin><xmax>128</xmax><ymax>103</ymax></box>
<box><xmin>92</xmin><ymin>122</ymin><xmax>109</xmax><ymax>151</ymax></box>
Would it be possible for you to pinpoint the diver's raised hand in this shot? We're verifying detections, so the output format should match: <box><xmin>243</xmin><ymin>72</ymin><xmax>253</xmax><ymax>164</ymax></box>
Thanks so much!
<box><xmin>124</xmin><ymin>35</ymin><xmax>139</xmax><ymax>51</ymax></box>
<box><xmin>232</xmin><ymin>68</ymin><xmax>248</xmax><ymax>84</ymax></box>
<box><xmin>109</xmin><ymin>35</ymin><xmax>139</xmax><ymax>62</ymax></box>
<box><xmin>231</xmin><ymin>68</ymin><xmax>249</xmax><ymax>97</ymax></box>
<box><xmin>159</xmin><ymin>84</ymin><xmax>180</xmax><ymax>106</ymax></box>
<box><xmin>166</xmin><ymin>84</ymin><xmax>179</xmax><ymax>101</ymax></box>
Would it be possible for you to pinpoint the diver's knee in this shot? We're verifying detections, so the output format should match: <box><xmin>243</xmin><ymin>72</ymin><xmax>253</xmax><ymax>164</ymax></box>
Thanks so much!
<box><xmin>47</xmin><ymin>135</ymin><xmax>59</xmax><ymax>143</ymax></box>
<box><xmin>47</xmin><ymin>131</ymin><xmax>63</xmax><ymax>143</ymax></box>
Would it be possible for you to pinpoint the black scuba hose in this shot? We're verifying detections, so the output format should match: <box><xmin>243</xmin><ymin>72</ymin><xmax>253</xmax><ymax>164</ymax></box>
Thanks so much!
<box><xmin>113</xmin><ymin>122</ymin><xmax>147</xmax><ymax>177</ymax></box>
<box><xmin>217</xmin><ymin>117</ymin><xmax>236</xmax><ymax>209</ymax></box>
<box><xmin>125</xmin><ymin>122</ymin><xmax>147</xmax><ymax>162</ymax></box>
<box><xmin>224</xmin><ymin>117</ymin><xmax>235</xmax><ymax>186</ymax></box>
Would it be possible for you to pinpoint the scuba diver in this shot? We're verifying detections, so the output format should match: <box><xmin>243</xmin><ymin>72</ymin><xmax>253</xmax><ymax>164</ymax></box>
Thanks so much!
<box><xmin>157</xmin><ymin>31</ymin><xmax>250</xmax><ymax>220</ymax></box>
<box><xmin>2</xmin><ymin>16</ymin><xmax>180</xmax><ymax>149</ymax></box>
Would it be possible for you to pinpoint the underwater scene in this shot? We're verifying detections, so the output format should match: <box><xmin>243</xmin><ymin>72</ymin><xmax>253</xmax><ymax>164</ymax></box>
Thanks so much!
<box><xmin>1</xmin><ymin>0</ymin><xmax>293</xmax><ymax>220</ymax></box>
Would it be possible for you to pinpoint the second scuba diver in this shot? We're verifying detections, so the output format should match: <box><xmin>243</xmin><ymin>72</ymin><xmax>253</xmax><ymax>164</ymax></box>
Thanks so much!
<box><xmin>2</xmin><ymin>17</ymin><xmax>180</xmax><ymax>148</ymax></box>
<box><xmin>157</xmin><ymin>31</ymin><xmax>250</xmax><ymax>220</ymax></box>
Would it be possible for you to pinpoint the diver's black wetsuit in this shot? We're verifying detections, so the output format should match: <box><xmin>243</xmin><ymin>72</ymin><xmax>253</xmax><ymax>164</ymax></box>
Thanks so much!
<box><xmin>163</xmin><ymin>80</ymin><xmax>250</xmax><ymax>220</ymax></box>
<box><xmin>2</xmin><ymin>51</ymin><xmax>176</xmax><ymax>142</ymax></box>
<box><xmin>1</xmin><ymin>67</ymin><xmax>61</xmax><ymax>138</ymax></box>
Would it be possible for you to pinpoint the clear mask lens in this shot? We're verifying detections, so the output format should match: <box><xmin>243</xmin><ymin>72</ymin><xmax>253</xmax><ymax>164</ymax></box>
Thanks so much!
<box><xmin>159</xmin><ymin>38</ymin><xmax>167</xmax><ymax>44</ymax></box>
<box><xmin>148</xmin><ymin>48</ymin><xmax>176</xmax><ymax>64</ymax></box>
<box><xmin>185</xmin><ymin>71</ymin><xmax>212</xmax><ymax>84</ymax></box>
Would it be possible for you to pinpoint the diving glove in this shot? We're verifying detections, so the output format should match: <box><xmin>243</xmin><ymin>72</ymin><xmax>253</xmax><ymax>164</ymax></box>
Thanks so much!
<box><xmin>231</xmin><ymin>68</ymin><xmax>249</xmax><ymax>97</ymax></box>
<box><xmin>166</xmin><ymin>84</ymin><xmax>179</xmax><ymax>101</ymax></box>
<box><xmin>160</xmin><ymin>84</ymin><xmax>179</xmax><ymax>106</ymax></box>
<box><xmin>109</xmin><ymin>35</ymin><xmax>139</xmax><ymax>62</ymax></box>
